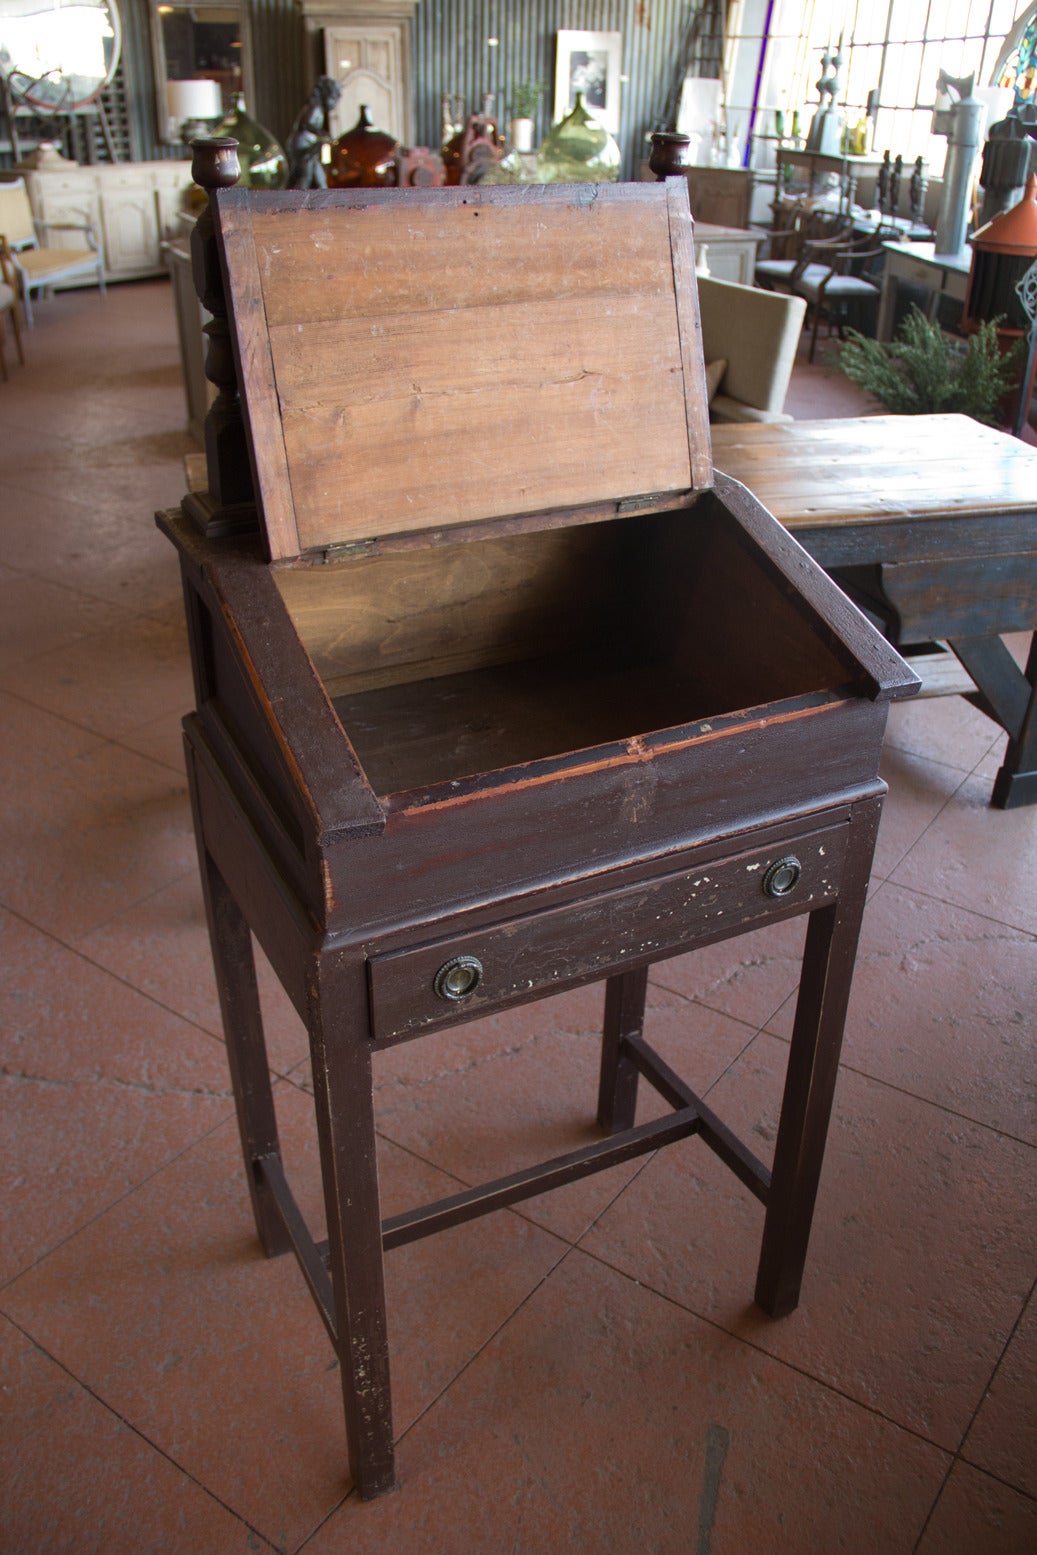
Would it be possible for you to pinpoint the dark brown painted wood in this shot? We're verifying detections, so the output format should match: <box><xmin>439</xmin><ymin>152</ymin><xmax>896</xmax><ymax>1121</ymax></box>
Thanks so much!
<box><xmin>159</xmin><ymin>180</ymin><xmax>920</xmax><ymax>1500</ymax></box>
<box><xmin>366</xmin><ymin>822</ymin><xmax>846</xmax><ymax>1042</ymax></box>
<box><xmin>754</xmin><ymin>795</ymin><xmax>882</xmax><ymax>1318</ymax></box>
<box><xmin>598</xmin><ymin>968</ymin><xmax>650</xmax><ymax>1135</ymax></box>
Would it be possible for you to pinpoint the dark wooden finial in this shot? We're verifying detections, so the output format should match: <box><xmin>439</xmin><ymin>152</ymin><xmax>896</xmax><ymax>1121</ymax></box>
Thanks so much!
<box><xmin>183</xmin><ymin>136</ymin><xmax>259</xmax><ymax>541</ymax></box>
<box><xmin>649</xmin><ymin>132</ymin><xmax>692</xmax><ymax>182</ymax></box>
<box><xmin>191</xmin><ymin>136</ymin><xmax>241</xmax><ymax>192</ymax></box>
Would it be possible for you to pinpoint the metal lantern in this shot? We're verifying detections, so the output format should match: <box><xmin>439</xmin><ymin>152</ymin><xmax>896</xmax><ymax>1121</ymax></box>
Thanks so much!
<box><xmin>963</xmin><ymin>172</ymin><xmax>1037</xmax><ymax>429</ymax></box>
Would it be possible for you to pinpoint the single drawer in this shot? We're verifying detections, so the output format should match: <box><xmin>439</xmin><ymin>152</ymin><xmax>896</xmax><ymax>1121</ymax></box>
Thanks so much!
<box><xmin>896</xmin><ymin>256</ymin><xmax>942</xmax><ymax>288</ymax></box>
<box><xmin>98</xmin><ymin>170</ymin><xmax>152</xmax><ymax>191</ymax></box>
<box><xmin>34</xmin><ymin>174</ymin><xmax>95</xmax><ymax>194</ymax></box>
<box><xmin>368</xmin><ymin>823</ymin><xmax>847</xmax><ymax>1042</ymax></box>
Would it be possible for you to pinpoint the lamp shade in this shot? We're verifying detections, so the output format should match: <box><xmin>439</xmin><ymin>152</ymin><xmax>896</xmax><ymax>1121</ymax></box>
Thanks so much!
<box><xmin>971</xmin><ymin>172</ymin><xmax>1037</xmax><ymax>255</ymax></box>
<box><xmin>166</xmin><ymin>79</ymin><xmax>224</xmax><ymax>124</ymax></box>
<box><xmin>965</xmin><ymin>175</ymin><xmax>1037</xmax><ymax>331</ymax></box>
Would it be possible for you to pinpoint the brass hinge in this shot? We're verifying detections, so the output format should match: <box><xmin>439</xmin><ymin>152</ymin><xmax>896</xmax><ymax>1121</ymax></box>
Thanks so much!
<box><xmin>615</xmin><ymin>490</ymin><xmax>689</xmax><ymax>516</ymax></box>
<box><xmin>314</xmin><ymin>538</ymin><xmax>376</xmax><ymax>564</ymax></box>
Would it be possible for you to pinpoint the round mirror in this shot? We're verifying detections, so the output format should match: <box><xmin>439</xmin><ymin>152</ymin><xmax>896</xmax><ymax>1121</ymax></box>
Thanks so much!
<box><xmin>0</xmin><ymin>0</ymin><xmax>121</xmax><ymax>113</ymax></box>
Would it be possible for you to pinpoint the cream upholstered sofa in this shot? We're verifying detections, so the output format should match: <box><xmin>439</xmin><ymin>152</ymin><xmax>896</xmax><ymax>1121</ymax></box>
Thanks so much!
<box><xmin>697</xmin><ymin>273</ymin><xmax>807</xmax><ymax>423</ymax></box>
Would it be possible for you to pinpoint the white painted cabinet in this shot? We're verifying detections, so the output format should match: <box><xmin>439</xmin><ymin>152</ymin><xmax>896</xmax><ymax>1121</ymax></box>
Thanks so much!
<box><xmin>22</xmin><ymin>161</ymin><xmax>196</xmax><ymax>281</ymax></box>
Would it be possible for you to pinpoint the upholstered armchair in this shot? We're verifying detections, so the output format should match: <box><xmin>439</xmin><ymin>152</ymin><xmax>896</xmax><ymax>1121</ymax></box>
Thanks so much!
<box><xmin>696</xmin><ymin>273</ymin><xmax>807</xmax><ymax>422</ymax></box>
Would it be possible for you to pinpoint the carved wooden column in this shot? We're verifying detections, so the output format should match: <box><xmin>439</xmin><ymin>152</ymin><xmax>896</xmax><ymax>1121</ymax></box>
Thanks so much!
<box><xmin>181</xmin><ymin>137</ymin><xmax>259</xmax><ymax>541</ymax></box>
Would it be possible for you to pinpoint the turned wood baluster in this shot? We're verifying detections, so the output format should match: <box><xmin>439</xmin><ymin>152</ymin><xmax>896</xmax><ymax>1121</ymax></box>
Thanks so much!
<box><xmin>649</xmin><ymin>131</ymin><xmax>692</xmax><ymax>181</ymax></box>
<box><xmin>186</xmin><ymin>137</ymin><xmax>257</xmax><ymax>535</ymax></box>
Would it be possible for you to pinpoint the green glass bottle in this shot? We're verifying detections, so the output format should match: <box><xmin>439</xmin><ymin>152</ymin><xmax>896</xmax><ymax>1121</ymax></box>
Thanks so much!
<box><xmin>214</xmin><ymin>93</ymin><xmax>287</xmax><ymax>189</ymax></box>
<box><xmin>538</xmin><ymin>92</ymin><xmax>621</xmax><ymax>183</ymax></box>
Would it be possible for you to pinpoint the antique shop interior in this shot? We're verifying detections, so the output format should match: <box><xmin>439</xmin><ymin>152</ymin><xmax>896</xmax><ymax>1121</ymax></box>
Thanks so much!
<box><xmin>2</xmin><ymin>2</ymin><xmax>1036</xmax><ymax>1551</ymax></box>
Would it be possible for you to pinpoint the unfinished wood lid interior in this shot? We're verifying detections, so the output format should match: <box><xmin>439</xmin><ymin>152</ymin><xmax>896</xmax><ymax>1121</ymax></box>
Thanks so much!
<box><xmin>213</xmin><ymin>180</ymin><xmax>713</xmax><ymax>561</ymax></box>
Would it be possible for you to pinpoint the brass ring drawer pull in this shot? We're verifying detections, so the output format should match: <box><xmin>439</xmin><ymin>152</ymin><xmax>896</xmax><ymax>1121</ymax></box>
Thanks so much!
<box><xmin>434</xmin><ymin>955</ymin><xmax>484</xmax><ymax>1001</ymax></box>
<box><xmin>762</xmin><ymin>855</ymin><xmax>802</xmax><ymax>898</ymax></box>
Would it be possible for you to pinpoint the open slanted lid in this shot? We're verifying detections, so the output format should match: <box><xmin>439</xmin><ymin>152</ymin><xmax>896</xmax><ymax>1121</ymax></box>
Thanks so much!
<box><xmin>213</xmin><ymin>179</ymin><xmax>713</xmax><ymax>561</ymax></box>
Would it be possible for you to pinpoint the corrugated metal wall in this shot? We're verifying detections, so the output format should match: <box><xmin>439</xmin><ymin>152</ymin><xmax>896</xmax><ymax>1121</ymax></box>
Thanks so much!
<box><xmin>249</xmin><ymin>0</ymin><xmax>307</xmax><ymax>150</ymax></box>
<box><xmin>115</xmin><ymin>0</ymin><xmax>719</xmax><ymax>176</ymax></box>
<box><xmin>411</xmin><ymin>1</ymin><xmax>723</xmax><ymax>178</ymax></box>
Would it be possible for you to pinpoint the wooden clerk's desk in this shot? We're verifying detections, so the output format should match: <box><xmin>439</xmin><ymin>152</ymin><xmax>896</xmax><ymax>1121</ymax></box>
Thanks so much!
<box><xmin>712</xmin><ymin>415</ymin><xmax>1037</xmax><ymax>807</ymax></box>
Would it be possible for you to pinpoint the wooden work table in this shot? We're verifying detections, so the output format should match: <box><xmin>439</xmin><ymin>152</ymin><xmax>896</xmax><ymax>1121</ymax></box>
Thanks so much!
<box><xmin>712</xmin><ymin>414</ymin><xmax>1037</xmax><ymax>807</ymax></box>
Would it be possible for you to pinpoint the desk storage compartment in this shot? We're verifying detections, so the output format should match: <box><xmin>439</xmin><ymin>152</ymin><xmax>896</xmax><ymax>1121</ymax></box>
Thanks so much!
<box><xmin>273</xmin><ymin>498</ymin><xmax>863</xmax><ymax>801</ymax></box>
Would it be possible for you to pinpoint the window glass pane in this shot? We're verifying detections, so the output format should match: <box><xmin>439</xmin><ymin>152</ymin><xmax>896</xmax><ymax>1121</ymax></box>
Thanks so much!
<box><xmin>727</xmin><ymin>0</ymin><xmax>1027</xmax><ymax>188</ymax></box>
<box><xmin>811</xmin><ymin>0</ymin><xmax>851</xmax><ymax>44</ymax></box>
<box><xmin>888</xmin><ymin>0</ymin><xmax>933</xmax><ymax>44</ymax></box>
<box><xmin>922</xmin><ymin>40</ymin><xmax>955</xmax><ymax>98</ymax></box>
<box><xmin>987</xmin><ymin>0</ymin><xmax>1021</xmax><ymax>39</ymax></box>
<box><xmin>930</xmin><ymin>36</ymin><xmax>980</xmax><ymax>78</ymax></box>
<box><xmin>882</xmin><ymin>40</ymin><xmax>925</xmax><ymax>103</ymax></box>
<box><xmin>844</xmin><ymin>43</ymin><xmax>883</xmax><ymax>113</ymax></box>
<box><xmin>923</xmin><ymin>0</ymin><xmax>972</xmax><ymax>38</ymax></box>
<box><xmin>966</xmin><ymin>0</ymin><xmax>996</xmax><ymax>38</ymax></box>
<box><xmin>980</xmin><ymin>32</ymin><xmax>1012</xmax><ymax>81</ymax></box>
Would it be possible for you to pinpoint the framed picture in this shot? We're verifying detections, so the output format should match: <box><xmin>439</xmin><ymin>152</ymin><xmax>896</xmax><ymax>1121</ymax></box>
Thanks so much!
<box><xmin>554</xmin><ymin>30</ymin><xmax>622</xmax><ymax>134</ymax></box>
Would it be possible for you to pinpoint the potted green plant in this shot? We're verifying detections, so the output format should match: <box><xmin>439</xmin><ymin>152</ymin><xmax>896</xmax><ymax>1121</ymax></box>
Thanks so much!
<box><xmin>837</xmin><ymin>305</ymin><xmax>1023</xmax><ymax>425</ymax></box>
<box><xmin>509</xmin><ymin>80</ymin><xmax>545</xmax><ymax>152</ymax></box>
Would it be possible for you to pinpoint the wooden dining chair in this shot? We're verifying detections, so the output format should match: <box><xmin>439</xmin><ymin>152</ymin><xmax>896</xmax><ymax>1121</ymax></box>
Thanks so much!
<box><xmin>0</xmin><ymin>177</ymin><xmax>105</xmax><ymax>326</ymax></box>
<box><xmin>0</xmin><ymin>237</ymin><xmax>26</xmax><ymax>380</ymax></box>
<box><xmin>790</xmin><ymin>226</ymin><xmax>899</xmax><ymax>361</ymax></box>
<box><xmin>755</xmin><ymin>201</ymin><xmax>852</xmax><ymax>294</ymax></box>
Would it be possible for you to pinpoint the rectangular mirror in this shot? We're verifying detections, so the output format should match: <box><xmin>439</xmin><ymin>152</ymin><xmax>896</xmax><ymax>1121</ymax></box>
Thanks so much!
<box><xmin>149</xmin><ymin>0</ymin><xmax>254</xmax><ymax>144</ymax></box>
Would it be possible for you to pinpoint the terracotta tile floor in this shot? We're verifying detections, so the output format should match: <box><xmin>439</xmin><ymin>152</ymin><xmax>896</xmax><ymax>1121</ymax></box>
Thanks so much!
<box><xmin>1</xmin><ymin>283</ymin><xmax>1034</xmax><ymax>1554</ymax></box>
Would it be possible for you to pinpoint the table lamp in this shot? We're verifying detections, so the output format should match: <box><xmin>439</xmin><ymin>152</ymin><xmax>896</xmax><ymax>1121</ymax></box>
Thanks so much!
<box><xmin>166</xmin><ymin>80</ymin><xmax>224</xmax><ymax>147</ymax></box>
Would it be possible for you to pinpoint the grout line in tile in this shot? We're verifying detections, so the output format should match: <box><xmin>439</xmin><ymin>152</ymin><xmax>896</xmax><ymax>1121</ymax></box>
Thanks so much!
<box><xmin>0</xmin><ymin>1312</ymin><xmax>280</xmax><ymax>1551</ymax></box>
<box><xmin>754</xmin><ymin>983</ymin><xmax>1037</xmax><ymax>1152</ymax></box>
<box><xmin>647</xmin><ymin>970</ymin><xmax>794</xmax><ymax>1032</ymax></box>
<box><xmin>560</xmin><ymin>1238</ymin><xmax>960</xmax><ymax>1469</ymax></box>
<box><xmin>878</xmin><ymin>875</ymin><xmax>1037</xmax><ymax>941</ymax></box>
<box><xmin>826</xmin><ymin>1057</ymin><xmax>1037</xmax><ymax>1151</ymax></box>
<box><xmin>877</xmin><ymin>772</ymin><xmax>972</xmax><ymax>881</ymax></box>
<box><xmin>0</xmin><ymin>880</ymin><xmax>239</xmax><ymax>1042</ymax></box>
<box><xmin>882</xmin><ymin>736</ymin><xmax>977</xmax><ymax>782</ymax></box>
<box><xmin>0</xmin><ymin>1105</ymin><xmax>237</xmax><ymax>1296</ymax></box>
<box><xmin>107</xmin><ymin>728</ymin><xmax>190</xmax><ymax>772</ymax></box>
<box><xmin>0</xmin><ymin>683</ymin><xmax>110</xmax><ymax>750</ymax></box>
<box><xmin>360</xmin><ymin>1239</ymin><xmax>579</xmax><ymax>1503</ymax></box>
<box><xmin>952</xmin><ymin>1270</ymin><xmax>1037</xmax><ymax>1463</ymax></box>
<box><xmin>0</xmin><ymin>571</ymin><xmax>160</xmax><ymax>634</ymax></box>
<box><xmin>0</xmin><ymin>663</ymin><xmax>187</xmax><ymax>756</ymax></box>
<box><xmin>911</xmin><ymin>1274</ymin><xmax>1037</xmax><ymax>1551</ymax></box>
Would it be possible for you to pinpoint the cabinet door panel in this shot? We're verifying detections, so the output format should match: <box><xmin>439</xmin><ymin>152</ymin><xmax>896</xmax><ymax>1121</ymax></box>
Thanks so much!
<box><xmin>37</xmin><ymin>188</ymin><xmax>102</xmax><ymax>250</ymax></box>
<box><xmin>324</xmin><ymin>25</ymin><xmax>408</xmax><ymax>143</ymax></box>
<box><xmin>101</xmin><ymin>187</ymin><xmax>159</xmax><ymax>277</ymax></box>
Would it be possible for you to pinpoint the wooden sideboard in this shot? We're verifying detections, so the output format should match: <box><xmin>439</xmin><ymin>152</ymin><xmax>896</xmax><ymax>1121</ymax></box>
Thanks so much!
<box><xmin>166</xmin><ymin>235</ymin><xmax>212</xmax><ymax>444</ymax></box>
<box><xmin>683</xmin><ymin>166</ymin><xmax>761</xmax><ymax>229</ymax></box>
<box><xmin>693</xmin><ymin>222</ymin><xmax>764</xmax><ymax>285</ymax></box>
<box><xmin>14</xmin><ymin>160</ymin><xmax>197</xmax><ymax>282</ymax></box>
